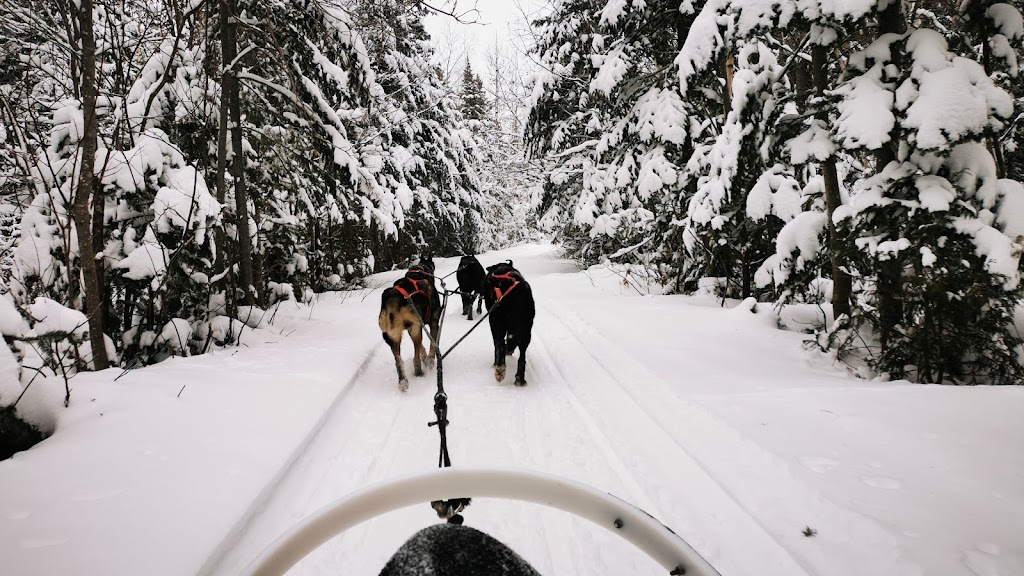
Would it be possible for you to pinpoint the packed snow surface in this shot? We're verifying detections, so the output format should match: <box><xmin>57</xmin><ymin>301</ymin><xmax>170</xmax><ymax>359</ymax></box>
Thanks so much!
<box><xmin>1</xmin><ymin>245</ymin><xmax>1022</xmax><ymax>576</ymax></box>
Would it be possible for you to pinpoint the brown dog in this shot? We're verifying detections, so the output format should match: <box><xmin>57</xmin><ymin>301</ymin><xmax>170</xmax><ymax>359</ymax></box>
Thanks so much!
<box><xmin>379</xmin><ymin>256</ymin><xmax>440</xmax><ymax>391</ymax></box>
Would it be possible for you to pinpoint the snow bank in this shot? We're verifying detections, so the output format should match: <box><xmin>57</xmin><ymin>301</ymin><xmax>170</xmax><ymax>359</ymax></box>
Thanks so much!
<box><xmin>0</xmin><ymin>293</ymin><xmax>381</xmax><ymax>576</ymax></box>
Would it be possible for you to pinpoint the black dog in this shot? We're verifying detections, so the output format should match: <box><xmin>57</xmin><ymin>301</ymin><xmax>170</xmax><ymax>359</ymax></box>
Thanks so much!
<box><xmin>456</xmin><ymin>255</ymin><xmax>486</xmax><ymax>320</ymax></box>
<box><xmin>482</xmin><ymin>261</ymin><xmax>535</xmax><ymax>386</ymax></box>
<box><xmin>378</xmin><ymin>255</ymin><xmax>440</xmax><ymax>391</ymax></box>
<box><xmin>379</xmin><ymin>524</ymin><xmax>540</xmax><ymax>576</ymax></box>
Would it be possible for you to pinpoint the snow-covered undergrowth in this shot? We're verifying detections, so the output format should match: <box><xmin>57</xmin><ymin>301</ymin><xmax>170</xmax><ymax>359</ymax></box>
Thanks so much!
<box><xmin>1</xmin><ymin>245</ymin><xmax>1021</xmax><ymax>576</ymax></box>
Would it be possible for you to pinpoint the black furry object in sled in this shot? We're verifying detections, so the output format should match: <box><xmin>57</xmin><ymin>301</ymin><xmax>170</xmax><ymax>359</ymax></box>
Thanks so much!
<box><xmin>379</xmin><ymin>524</ymin><xmax>540</xmax><ymax>576</ymax></box>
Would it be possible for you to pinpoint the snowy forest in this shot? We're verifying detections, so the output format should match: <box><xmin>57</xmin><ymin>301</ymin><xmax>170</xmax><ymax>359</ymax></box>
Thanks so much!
<box><xmin>0</xmin><ymin>0</ymin><xmax>1018</xmax><ymax>401</ymax></box>
<box><xmin>527</xmin><ymin>0</ymin><xmax>1024</xmax><ymax>384</ymax></box>
<box><xmin>2</xmin><ymin>1</ymin><xmax>1024</xmax><ymax>574</ymax></box>
<box><xmin>0</xmin><ymin>0</ymin><xmax>538</xmax><ymax>398</ymax></box>
<box><xmin>0</xmin><ymin>0</ymin><xmax>1022</xmax><ymax>448</ymax></box>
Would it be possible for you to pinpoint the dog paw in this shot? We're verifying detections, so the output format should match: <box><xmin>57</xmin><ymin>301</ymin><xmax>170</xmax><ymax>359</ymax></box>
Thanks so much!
<box><xmin>414</xmin><ymin>366</ymin><xmax>425</xmax><ymax>377</ymax></box>
<box><xmin>495</xmin><ymin>366</ymin><xmax>506</xmax><ymax>382</ymax></box>
<box><xmin>514</xmin><ymin>378</ymin><xmax>527</xmax><ymax>387</ymax></box>
<box><xmin>399</xmin><ymin>379</ymin><xmax>409</xmax><ymax>392</ymax></box>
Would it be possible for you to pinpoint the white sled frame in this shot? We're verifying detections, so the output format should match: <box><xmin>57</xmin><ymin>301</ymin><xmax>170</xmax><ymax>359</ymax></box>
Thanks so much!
<box><xmin>241</xmin><ymin>467</ymin><xmax>721</xmax><ymax>576</ymax></box>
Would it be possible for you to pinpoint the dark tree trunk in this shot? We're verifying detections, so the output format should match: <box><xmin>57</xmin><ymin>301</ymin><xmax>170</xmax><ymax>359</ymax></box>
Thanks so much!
<box><xmin>73</xmin><ymin>0</ymin><xmax>110</xmax><ymax>370</ymax></box>
<box><xmin>214</xmin><ymin>51</ymin><xmax>229</xmax><ymax>285</ymax></box>
<box><xmin>980</xmin><ymin>24</ymin><xmax>1006</xmax><ymax>178</ymax></box>
<box><xmin>219</xmin><ymin>0</ymin><xmax>254</xmax><ymax>306</ymax></box>
<box><xmin>91</xmin><ymin>178</ymin><xmax>106</xmax><ymax>336</ymax></box>
<box><xmin>675</xmin><ymin>1</ymin><xmax>693</xmax><ymax>51</ymax></box>
<box><xmin>875</xmin><ymin>0</ymin><xmax>905</xmax><ymax>347</ymax></box>
<box><xmin>252</xmin><ymin>200</ymin><xmax>267</xmax><ymax>306</ymax></box>
<box><xmin>811</xmin><ymin>45</ymin><xmax>852</xmax><ymax>320</ymax></box>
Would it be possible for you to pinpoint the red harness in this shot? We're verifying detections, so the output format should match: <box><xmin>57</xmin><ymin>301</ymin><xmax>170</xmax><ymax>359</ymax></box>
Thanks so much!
<box><xmin>490</xmin><ymin>271</ymin><xmax>520</xmax><ymax>301</ymax></box>
<box><xmin>394</xmin><ymin>277</ymin><xmax>430</xmax><ymax>299</ymax></box>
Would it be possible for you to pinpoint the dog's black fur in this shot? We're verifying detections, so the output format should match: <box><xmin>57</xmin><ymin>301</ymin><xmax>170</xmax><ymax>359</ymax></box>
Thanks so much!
<box><xmin>482</xmin><ymin>261</ymin><xmax>535</xmax><ymax>386</ymax></box>
<box><xmin>379</xmin><ymin>524</ymin><xmax>540</xmax><ymax>576</ymax></box>
<box><xmin>379</xmin><ymin>254</ymin><xmax>440</xmax><ymax>390</ymax></box>
<box><xmin>456</xmin><ymin>255</ymin><xmax>486</xmax><ymax>320</ymax></box>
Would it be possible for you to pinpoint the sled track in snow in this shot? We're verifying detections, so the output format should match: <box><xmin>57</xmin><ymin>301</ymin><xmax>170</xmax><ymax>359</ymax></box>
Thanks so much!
<box><xmin>199</xmin><ymin>258</ymin><xmax>907</xmax><ymax>576</ymax></box>
<box><xmin>538</xmin><ymin>303</ymin><xmax>918</xmax><ymax>576</ymax></box>
<box><xmin>531</xmin><ymin>303</ymin><xmax>812</xmax><ymax>576</ymax></box>
<box><xmin>198</xmin><ymin>346</ymin><xmax>382</xmax><ymax>576</ymax></box>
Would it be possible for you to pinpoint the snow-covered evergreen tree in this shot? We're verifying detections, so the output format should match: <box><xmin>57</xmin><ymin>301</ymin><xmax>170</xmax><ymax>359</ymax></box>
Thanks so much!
<box><xmin>460</xmin><ymin>61</ymin><xmax>488</xmax><ymax>123</ymax></box>
<box><xmin>528</xmin><ymin>0</ymin><xmax>1024</xmax><ymax>383</ymax></box>
<box><xmin>343</xmin><ymin>0</ymin><xmax>485</xmax><ymax>266</ymax></box>
<box><xmin>834</xmin><ymin>27</ymin><xmax>1023</xmax><ymax>383</ymax></box>
<box><xmin>528</xmin><ymin>0</ymin><xmax>711</xmax><ymax>268</ymax></box>
<box><xmin>0</xmin><ymin>0</ymin><xmax>488</xmax><ymax>372</ymax></box>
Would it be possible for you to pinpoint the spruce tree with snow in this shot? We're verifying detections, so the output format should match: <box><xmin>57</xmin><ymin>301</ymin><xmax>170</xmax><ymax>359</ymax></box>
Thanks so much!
<box><xmin>460</xmin><ymin>62</ymin><xmax>489</xmax><ymax>124</ymax></box>
<box><xmin>528</xmin><ymin>0</ymin><xmax>709</xmax><ymax>267</ymax></box>
<box><xmin>344</xmin><ymin>0</ymin><xmax>485</xmax><ymax>266</ymax></box>
<box><xmin>834</xmin><ymin>27</ymin><xmax>1024</xmax><ymax>384</ymax></box>
<box><xmin>526</xmin><ymin>0</ymin><xmax>607</xmax><ymax>258</ymax></box>
<box><xmin>0</xmin><ymin>0</ymin><xmax>486</xmax><ymax>372</ymax></box>
<box><xmin>526</xmin><ymin>0</ymin><xmax>1024</xmax><ymax>382</ymax></box>
<box><xmin>682</xmin><ymin>39</ymin><xmax>806</xmax><ymax>299</ymax></box>
<box><xmin>749</xmin><ymin>1</ymin><xmax>1024</xmax><ymax>382</ymax></box>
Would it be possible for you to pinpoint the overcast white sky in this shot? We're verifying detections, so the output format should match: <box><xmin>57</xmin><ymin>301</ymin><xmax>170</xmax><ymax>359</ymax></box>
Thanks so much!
<box><xmin>422</xmin><ymin>0</ymin><xmax>547</xmax><ymax>81</ymax></box>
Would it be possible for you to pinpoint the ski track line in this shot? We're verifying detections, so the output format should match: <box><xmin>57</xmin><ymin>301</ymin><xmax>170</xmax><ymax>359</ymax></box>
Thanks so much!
<box><xmin>527</xmin><ymin>339</ymin><xmax>674</xmax><ymax>574</ymax></box>
<box><xmin>307</xmin><ymin>397</ymin><xmax>411</xmax><ymax>574</ymax></box>
<box><xmin>512</xmin><ymin>357</ymin><xmax>656</xmax><ymax>574</ymax></box>
<box><xmin>292</xmin><ymin>384</ymin><xmax>403</xmax><ymax>517</ymax></box>
<box><xmin>543</xmin><ymin>302</ymin><xmax>921</xmax><ymax>576</ymax></box>
<box><xmin>531</xmin><ymin>334</ymin><xmax>664</xmax><ymax>516</ymax></box>
<box><xmin>542</xmin><ymin>302</ymin><xmax>840</xmax><ymax>575</ymax></box>
<box><xmin>532</xmin><ymin>303</ymin><xmax>809</xmax><ymax>576</ymax></box>
<box><xmin>197</xmin><ymin>345</ymin><xmax>381</xmax><ymax>576</ymax></box>
<box><xmin>221</xmin><ymin>359</ymin><xmax>430</xmax><ymax>576</ymax></box>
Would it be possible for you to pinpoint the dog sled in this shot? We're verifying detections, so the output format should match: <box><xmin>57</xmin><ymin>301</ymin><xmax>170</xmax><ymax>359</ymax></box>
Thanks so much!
<box><xmin>242</xmin><ymin>258</ymin><xmax>721</xmax><ymax>575</ymax></box>
<box><xmin>240</xmin><ymin>467</ymin><xmax>721</xmax><ymax>576</ymax></box>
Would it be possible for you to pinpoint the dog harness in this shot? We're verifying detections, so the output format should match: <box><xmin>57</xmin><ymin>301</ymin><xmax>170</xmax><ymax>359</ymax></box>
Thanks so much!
<box><xmin>490</xmin><ymin>271</ymin><xmax>520</xmax><ymax>301</ymax></box>
<box><xmin>394</xmin><ymin>277</ymin><xmax>430</xmax><ymax>299</ymax></box>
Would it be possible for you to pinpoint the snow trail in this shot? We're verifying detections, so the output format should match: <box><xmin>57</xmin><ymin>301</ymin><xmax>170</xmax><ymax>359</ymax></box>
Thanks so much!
<box><xmin>5</xmin><ymin>244</ymin><xmax>1022</xmax><ymax>576</ymax></box>
<box><xmin>204</xmin><ymin>245</ymin><xmax>911</xmax><ymax>576</ymax></box>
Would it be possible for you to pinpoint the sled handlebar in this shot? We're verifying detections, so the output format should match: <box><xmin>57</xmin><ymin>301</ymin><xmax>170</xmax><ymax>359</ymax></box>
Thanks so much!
<box><xmin>240</xmin><ymin>467</ymin><xmax>721</xmax><ymax>576</ymax></box>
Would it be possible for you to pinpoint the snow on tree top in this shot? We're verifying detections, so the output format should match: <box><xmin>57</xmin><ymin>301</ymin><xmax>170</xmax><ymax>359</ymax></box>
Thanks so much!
<box><xmin>901</xmin><ymin>29</ymin><xmax>1013</xmax><ymax>151</ymax></box>
<box><xmin>986</xmin><ymin>3</ymin><xmax>1024</xmax><ymax>40</ymax></box>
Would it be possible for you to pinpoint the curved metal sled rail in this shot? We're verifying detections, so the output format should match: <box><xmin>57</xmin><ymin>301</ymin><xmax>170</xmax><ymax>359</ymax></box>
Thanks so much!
<box><xmin>241</xmin><ymin>467</ymin><xmax>721</xmax><ymax>576</ymax></box>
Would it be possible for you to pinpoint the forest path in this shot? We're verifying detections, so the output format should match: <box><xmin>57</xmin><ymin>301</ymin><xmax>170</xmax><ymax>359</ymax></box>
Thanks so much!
<box><xmin>202</xmin><ymin>245</ymin><xmax>914</xmax><ymax>576</ymax></box>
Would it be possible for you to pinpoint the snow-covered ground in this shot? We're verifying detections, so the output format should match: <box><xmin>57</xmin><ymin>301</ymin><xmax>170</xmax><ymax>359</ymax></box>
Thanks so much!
<box><xmin>2</xmin><ymin>244</ymin><xmax>1022</xmax><ymax>576</ymax></box>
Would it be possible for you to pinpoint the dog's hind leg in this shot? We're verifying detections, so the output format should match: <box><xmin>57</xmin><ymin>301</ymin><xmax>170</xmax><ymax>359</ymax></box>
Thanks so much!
<box><xmin>384</xmin><ymin>332</ymin><xmax>409</xmax><ymax>392</ymax></box>
<box><xmin>489</xmin><ymin>319</ymin><xmax>506</xmax><ymax>382</ymax></box>
<box><xmin>425</xmin><ymin>315</ymin><xmax>439</xmax><ymax>368</ymax></box>
<box><xmin>514</xmin><ymin>350</ymin><xmax>528</xmax><ymax>387</ymax></box>
<box><xmin>514</xmin><ymin>326</ymin><xmax>531</xmax><ymax>386</ymax></box>
<box><xmin>461</xmin><ymin>292</ymin><xmax>471</xmax><ymax>318</ymax></box>
<box><xmin>514</xmin><ymin>341</ymin><xmax>530</xmax><ymax>387</ymax></box>
<box><xmin>410</xmin><ymin>324</ymin><xmax>426</xmax><ymax>377</ymax></box>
